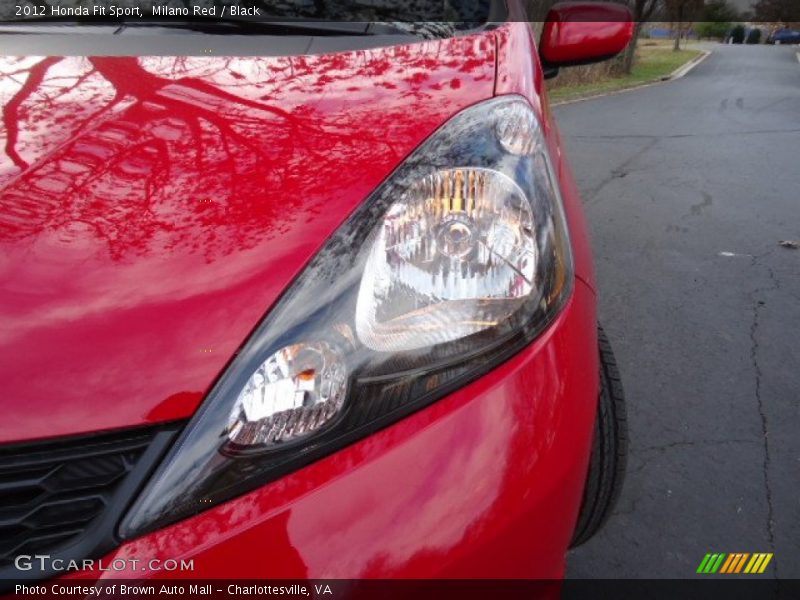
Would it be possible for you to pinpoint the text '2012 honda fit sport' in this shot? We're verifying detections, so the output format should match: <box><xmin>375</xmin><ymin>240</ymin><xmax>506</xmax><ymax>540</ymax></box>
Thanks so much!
<box><xmin>0</xmin><ymin>0</ymin><xmax>633</xmax><ymax>585</ymax></box>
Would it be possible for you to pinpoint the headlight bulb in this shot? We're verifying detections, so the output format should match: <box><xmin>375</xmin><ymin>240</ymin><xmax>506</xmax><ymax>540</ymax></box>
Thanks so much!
<box><xmin>438</xmin><ymin>215</ymin><xmax>475</xmax><ymax>259</ymax></box>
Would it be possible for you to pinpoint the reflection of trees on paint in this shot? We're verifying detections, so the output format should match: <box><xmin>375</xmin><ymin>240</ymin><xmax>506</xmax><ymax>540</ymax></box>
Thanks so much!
<box><xmin>0</xmin><ymin>39</ymin><xmax>491</xmax><ymax>261</ymax></box>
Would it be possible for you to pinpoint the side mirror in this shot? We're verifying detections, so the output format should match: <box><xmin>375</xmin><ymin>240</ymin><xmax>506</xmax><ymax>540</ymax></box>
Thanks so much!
<box><xmin>539</xmin><ymin>2</ymin><xmax>634</xmax><ymax>77</ymax></box>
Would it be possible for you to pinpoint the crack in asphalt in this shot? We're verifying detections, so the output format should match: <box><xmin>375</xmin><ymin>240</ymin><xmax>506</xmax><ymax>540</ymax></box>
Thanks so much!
<box><xmin>639</xmin><ymin>438</ymin><xmax>760</xmax><ymax>453</ymax></box>
<box><xmin>682</xmin><ymin>190</ymin><xmax>713</xmax><ymax>220</ymax></box>
<box><xmin>749</xmin><ymin>250</ymin><xmax>781</xmax><ymax>579</ymax></box>
<box><xmin>568</xmin><ymin>127</ymin><xmax>800</xmax><ymax>140</ymax></box>
<box><xmin>584</xmin><ymin>137</ymin><xmax>659</xmax><ymax>204</ymax></box>
<box><xmin>627</xmin><ymin>438</ymin><xmax>761</xmax><ymax>477</ymax></box>
<box><xmin>566</xmin><ymin>45</ymin><xmax>800</xmax><ymax>580</ymax></box>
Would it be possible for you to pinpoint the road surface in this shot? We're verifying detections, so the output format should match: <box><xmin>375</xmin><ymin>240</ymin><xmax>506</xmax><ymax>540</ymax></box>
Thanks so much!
<box><xmin>557</xmin><ymin>44</ymin><xmax>800</xmax><ymax>578</ymax></box>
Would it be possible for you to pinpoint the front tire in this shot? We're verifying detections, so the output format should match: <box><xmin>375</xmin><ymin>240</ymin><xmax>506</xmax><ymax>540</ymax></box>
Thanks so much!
<box><xmin>570</xmin><ymin>326</ymin><xmax>628</xmax><ymax>547</ymax></box>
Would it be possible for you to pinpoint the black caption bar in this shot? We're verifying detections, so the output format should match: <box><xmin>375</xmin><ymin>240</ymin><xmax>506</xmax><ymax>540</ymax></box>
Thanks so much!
<box><xmin>2</xmin><ymin>0</ymin><xmax>798</xmax><ymax>23</ymax></box>
<box><xmin>4</xmin><ymin>580</ymin><xmax>800</xmax><ymax>600</ymax></box>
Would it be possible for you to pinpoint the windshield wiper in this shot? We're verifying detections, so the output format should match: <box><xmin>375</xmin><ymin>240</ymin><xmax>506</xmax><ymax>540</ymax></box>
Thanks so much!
<box><xmin>143</xmin><ymin>18</ymin><xmax>375</xmax><ymax>36</ymax></box>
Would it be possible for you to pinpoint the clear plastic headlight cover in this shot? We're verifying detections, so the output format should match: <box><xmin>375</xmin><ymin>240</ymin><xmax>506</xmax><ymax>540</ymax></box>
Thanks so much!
<box><xmin>227</xmin><ymin>341</ymin><xmax>349</xmax><ymax>446</ymax></box>
<box><xmin>120</xmin><ymin>96</ymin><xmax>573</xmax><ymax>537</ymax></box>
<box><xmin>356</xmin><ymin>168</ymin><xmax>537</xmax><ymax>352</ymax></box>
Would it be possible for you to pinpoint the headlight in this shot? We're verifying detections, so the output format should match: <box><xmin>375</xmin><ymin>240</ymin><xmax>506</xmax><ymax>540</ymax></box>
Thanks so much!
<box><xmin>355</xmin><ymin>168</ymin><xmax>537</xmax><ymax>352</ymax></box>
<box><xmin>120</xmin><ymin>96</ymin><xmax>573</xmax><ymax>537</ymax></box>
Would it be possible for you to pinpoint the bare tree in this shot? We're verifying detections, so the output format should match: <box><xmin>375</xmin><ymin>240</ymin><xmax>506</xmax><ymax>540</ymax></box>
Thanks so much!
<box><xmin>665</xmin><ymin>0</ymin><xmax>704</xmax><ymax>50</ymax></box>
<box><xmin>621</xmin><ymin>0</ymin><xmax>661</xmax><ymax>75</ymax></box>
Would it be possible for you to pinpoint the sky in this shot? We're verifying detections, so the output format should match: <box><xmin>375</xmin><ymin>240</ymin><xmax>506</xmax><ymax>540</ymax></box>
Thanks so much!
<box><xmin>730</xmin><ymin>0</ymin><xmax>755</xmax><ymax>12</ymax></box>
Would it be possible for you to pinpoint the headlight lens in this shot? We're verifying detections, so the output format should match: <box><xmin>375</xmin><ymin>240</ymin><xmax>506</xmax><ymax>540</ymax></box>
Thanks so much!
<box><xmin>120</xmin><ymin>96</ymin><xmax>573</xmax><ymax>537</ymax></box>
<box><xmin>226</xmin><ymin>341</ymin><xmax>349</xmax><ymax>447</ymax></box>
<box><xmin>356</xmin><ymin>168</ymin><xmax>537</xmax><ymax>352</ymax></box>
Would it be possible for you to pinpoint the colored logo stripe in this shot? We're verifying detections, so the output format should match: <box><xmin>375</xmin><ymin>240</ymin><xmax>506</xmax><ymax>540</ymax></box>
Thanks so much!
<box><xmin>720</xmin><ymin>553</ymin><xmax>749</xmax><ymax>573</ymax></box>
<box><xmin>698</xmin><ymin>552</ymin><xmax>773</xmax><ymax>574</ymax></box>
<box><xmin>719</xmin><ymin>554</ymin><xmax>736</xmax><ymax>573</ymax></box>
<box><xmin>697</xmin><ymin>553</ymin><xmax>726</xmax><ymax>573</ymax></box>
<box><xmin>744</xmin><ymin>553</ymin><xmax>773</xmax><ymax>574</ymax></box>
<box><xmin>696</xmin><ymin>554</ymin><xmax>712</xmax><ymax>573</ymax></box>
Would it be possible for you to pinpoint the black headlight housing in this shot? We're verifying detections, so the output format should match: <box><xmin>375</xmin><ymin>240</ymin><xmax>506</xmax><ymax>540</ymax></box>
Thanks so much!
<box><xmin>120</xmin><ymin>96</ymin><xmax>573</xmax><ymax>538</ymax></box>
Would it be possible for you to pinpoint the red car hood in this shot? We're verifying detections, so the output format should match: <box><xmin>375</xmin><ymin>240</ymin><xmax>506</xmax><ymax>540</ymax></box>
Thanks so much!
<box><xmin>0</xmin><ymin>35</ymin><xmax>496</xmax><ymax>443</ymax></box>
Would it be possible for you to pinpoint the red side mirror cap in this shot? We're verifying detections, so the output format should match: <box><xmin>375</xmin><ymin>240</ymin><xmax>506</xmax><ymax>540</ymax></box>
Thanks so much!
<box><xmin>540</xmin><ymin>2</ymin><xmax>635</xmax><ymax>67</ymax></box>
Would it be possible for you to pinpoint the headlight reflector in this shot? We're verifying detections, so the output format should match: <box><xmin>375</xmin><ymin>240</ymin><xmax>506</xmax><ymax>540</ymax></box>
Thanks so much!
<box><xmin>356</xmin><ymin>168</ymin><xmax>537</xmax><ymax>352</ymax></box>
<box><xmin>226</xmin><ymin>341</ymin><xmax>348</xmax><ymax>447</ymax></box>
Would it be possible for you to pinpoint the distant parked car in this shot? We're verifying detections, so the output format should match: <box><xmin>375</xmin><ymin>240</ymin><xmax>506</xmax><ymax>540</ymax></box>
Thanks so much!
<box><xmin>729</xmin><ymin>24</ymin><xmax>746</xmax><ymax>44</ymax></box>
<box><xmin>767</xmin><ymin>29</ymin><xmax>800</xmax><ymax>45</ymax></box>
<box><xmin>746</xmin><ymin>28</ymin><xmax>762</xmax><ymax>44</ymax></box>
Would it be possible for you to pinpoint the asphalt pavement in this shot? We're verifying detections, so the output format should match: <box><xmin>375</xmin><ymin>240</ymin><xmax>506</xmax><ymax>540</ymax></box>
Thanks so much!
<box><xmin>556</xmin><ymin>44</ymin><xmax>800</xmax><ymax>578</ymax></box>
